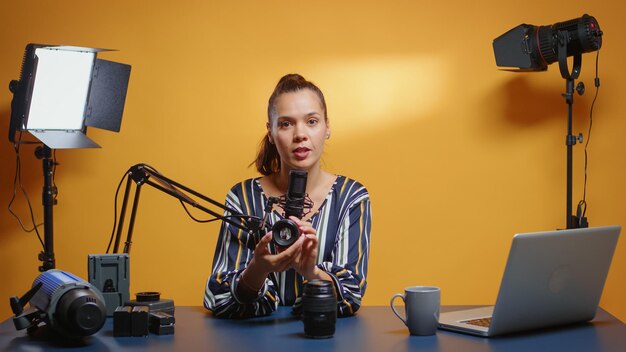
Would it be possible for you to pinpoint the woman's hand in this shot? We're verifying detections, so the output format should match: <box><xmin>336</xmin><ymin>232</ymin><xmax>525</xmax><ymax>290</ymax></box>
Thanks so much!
<box><xmin>240</xmin><ymin>219</ymin><xmax>332</xmax><ymax>298</ymax></box>
<box><xmin>253</xmin><ymin>231</ymin><xmax>304</xmax><ymax>274</ymax></box>
<box><xmin>289</xmin><ymin>217</ymin><xmax>332</xmax><ymax>282</ymax></box>
<box><xmin>240</xmin><ymin>231</ymin><xmax>305</xmax><ymax>294</ymax></box>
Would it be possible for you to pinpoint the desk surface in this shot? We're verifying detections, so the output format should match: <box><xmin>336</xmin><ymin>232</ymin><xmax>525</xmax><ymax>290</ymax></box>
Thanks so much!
<box><xmin>1</xmin><ymin>306</ymin><xmax>625</xmax><ymax>352</ymax></box>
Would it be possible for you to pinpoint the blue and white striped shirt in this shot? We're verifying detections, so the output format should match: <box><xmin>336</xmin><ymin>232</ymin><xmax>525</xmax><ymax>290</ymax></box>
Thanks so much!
<box><xmin>204</xmin><ymin>175</ymin><xmax>371</xmax><ymax>318</ymax></box>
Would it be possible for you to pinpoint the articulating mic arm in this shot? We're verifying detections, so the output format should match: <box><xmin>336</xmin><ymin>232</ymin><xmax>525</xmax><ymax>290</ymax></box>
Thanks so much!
<box><xmin>111</xmin><ymin>164</ymin><xmax>266</xmax><ymax>254</ymax></box>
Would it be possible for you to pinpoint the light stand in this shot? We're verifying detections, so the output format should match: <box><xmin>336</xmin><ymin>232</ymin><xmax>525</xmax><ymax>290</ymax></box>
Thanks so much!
<box><xmin>556</xmin><ymin>30</ymin><xmax>588</xmax><ymax>229</ymax></box>
<box><xmin>36</xmin><ymin>145</ymin><xmax>56</xmax><ymax>271</ymax></box>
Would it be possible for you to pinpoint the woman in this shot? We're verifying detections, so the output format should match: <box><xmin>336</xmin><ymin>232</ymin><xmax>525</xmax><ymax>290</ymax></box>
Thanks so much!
<box><xmin>204</xmin><ymin>74</ymin><xmax>371</xmax><ymax>318</ymax></box>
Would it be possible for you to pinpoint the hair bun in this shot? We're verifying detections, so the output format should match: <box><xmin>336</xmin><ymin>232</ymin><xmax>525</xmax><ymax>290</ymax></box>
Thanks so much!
<box><xmin>278</xmin><ymin>73</ymin><xmax>306</xmax><ymax>84</ymax></box>
<box><xmin>275</xmin><ymin>73</ymin><xmax>310</xmax><ymax>92</ymax></box>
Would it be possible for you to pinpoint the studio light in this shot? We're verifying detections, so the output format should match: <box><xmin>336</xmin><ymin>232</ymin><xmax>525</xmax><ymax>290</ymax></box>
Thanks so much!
<box><xmin>493</xmin><ymin>14</ymin><xmax>602</xmax><ymax>73</ymax></box>
<box><xmin>10</xmin><ymin>270</ymin><xmax>107</xmax><ymax>339</ymax></box>
<box><xmin>7</xmin><ymin>44</ymin><xmax>131</xmax><ymax>271</ymax></box>
<box><xmin>9</xmin><ymin>44</ymin><xmax>131</xmax><ymax>149</ymax></box>
<box><xmin>492</xmin><ymin>15</ymin><xmax>604</xmax><ymax>229</ymax></box>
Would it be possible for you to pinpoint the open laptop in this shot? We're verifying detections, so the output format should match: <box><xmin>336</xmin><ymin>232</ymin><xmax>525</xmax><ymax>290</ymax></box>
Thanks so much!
<box><xmin>438</xmin><ymin>225</ymin><xmax>621</xmax><ymax>337</ymax></box>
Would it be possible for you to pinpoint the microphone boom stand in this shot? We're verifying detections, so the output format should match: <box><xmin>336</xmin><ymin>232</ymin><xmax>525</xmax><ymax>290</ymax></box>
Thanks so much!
<box><xmin>112</xmin><ymin>164</ymin><xmax>263</xmax><ymax>254</ymax></box>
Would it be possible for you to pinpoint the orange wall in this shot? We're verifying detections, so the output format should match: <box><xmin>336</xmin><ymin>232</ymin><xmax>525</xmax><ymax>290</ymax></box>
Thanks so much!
<box><xmin>1</xmin><ymin>1</ymin><xmax>624</xmax><ymax>322</ymax></box>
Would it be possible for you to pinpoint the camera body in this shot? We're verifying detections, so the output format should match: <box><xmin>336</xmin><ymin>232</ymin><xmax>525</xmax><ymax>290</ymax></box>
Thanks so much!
<box><xmin>271</xmin><ymin>170</ymin><xmax>310</xmax><ymax>247</ymax></box>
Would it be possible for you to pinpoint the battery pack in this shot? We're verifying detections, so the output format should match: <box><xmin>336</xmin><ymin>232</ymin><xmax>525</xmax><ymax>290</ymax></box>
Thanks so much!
<box><xmin>88</xmin><ymin>254</ymin><xmax>130</xmax><ymax>317</ymax></box>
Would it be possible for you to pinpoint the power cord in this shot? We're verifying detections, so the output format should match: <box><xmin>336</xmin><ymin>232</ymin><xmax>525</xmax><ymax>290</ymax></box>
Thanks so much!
<box><xmin>577</xmin><ymin>49</ymin><xmax>601</xmax><ymax>227</ymax></box>
<box><xmin>105</xmin><ymin>169</ymin><xmax>128</xmax><ymax>254</ymax></box>
<box><xmin>7</xmin><ymin>131</ymin><xmax>44</xmax><ymax>249</ymax></box>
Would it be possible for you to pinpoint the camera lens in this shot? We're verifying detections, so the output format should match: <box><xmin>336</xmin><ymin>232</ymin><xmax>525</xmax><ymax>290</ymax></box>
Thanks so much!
<box><xmin>272</xmin><ymin>219</ymin><xmax>300</xmax><ymax>247</ymax></box>
<box><xmin>302</xmin><ymin>279</ymin><xmax>337</xmax><ymax>339</ymax></box>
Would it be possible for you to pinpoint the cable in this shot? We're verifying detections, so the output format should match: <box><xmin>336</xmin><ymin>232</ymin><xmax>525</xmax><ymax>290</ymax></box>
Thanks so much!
<box><xmin>179</xmin><ymin>201</ymin><xmax>213</xmax><ymax>223</ymax></box>
<box><xmin>7</xmin><ymin>131</ymin><xmax>44</xmax><ymax>248</ymax></box>
<box><xmin>52</xmin><ymin>149</ymin><xmax>58</xmax><ymax>201</ymax></box>
<box><xmin>577</xmin><ymin>49</ymin><xmax>600</xmax><ymax>227</ymax></box>
<box><xmin>105</xmin><ymin>169</ymin><xmax>129</xmax><ymax>254</ymax></box>
<box><xmin>178</xmin><ymin>200</ymin><xmax>255</xmax><ymax>224</ymax></box>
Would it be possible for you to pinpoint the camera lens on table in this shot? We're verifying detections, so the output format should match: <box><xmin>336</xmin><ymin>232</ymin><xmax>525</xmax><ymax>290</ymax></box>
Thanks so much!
<box><xmin>302</xmin><ymin>279</ymin><xmax>337</xmax><ymax>339</ymax></box>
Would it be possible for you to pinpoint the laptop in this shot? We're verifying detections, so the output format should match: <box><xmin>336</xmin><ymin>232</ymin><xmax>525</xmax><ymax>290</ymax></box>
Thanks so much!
<box><xmin>438</xmin><ymin>225</ymin><xmax>621</xmax><ymax>337</ymax></box>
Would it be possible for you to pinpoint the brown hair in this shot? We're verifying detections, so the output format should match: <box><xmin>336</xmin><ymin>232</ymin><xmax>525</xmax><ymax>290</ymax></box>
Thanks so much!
<box><xmin>253</xmin><ymin>74</ymin><xmax>328</xmax><ymax>175</ymax></box>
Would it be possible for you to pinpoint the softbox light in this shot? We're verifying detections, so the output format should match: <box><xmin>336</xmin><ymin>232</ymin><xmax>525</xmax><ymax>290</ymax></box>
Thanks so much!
<box><xmin>9</xmin><ymin>44</ymin><xmax>131</xmax><ymax>149</ymax></box>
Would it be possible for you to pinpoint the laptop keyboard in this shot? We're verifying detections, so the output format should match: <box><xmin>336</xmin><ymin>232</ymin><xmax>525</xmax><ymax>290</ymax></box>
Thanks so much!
<box><xmin>461</xmin><ymin>317</ymin><xmax>492</xmax><ymax>327</ymax></box>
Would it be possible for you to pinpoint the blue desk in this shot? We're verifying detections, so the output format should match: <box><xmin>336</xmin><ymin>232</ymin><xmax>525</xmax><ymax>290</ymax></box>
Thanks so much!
<box><xmin>1</xmin><ymin>306</ymin><xmax>624</xmax><ymax>351</ymax></box>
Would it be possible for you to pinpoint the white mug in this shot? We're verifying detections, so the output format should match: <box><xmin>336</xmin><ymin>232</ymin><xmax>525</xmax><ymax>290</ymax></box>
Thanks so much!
<box><xmin>390</xmin><ymin>286</ymin><xmax>440</xmax><ymax>336</ymax></box>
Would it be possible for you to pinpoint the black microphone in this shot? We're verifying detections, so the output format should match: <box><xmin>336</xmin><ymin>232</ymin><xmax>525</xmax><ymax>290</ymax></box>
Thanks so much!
<box><xmin>283</xmin><ymin>170</ymin><xmax>307</xmax><ymax>219</ymax></box>
<box><xmin>272</xmin><ymin>170</ymin><xmax>309</xmax><ymax>247</ymax></box>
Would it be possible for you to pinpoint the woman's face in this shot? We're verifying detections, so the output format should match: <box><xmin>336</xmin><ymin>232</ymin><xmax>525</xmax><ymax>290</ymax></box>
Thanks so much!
<box><xmin>268</xmin><ymin>89</ymin><xmax>329</xmax><ymax>173</ymax></box>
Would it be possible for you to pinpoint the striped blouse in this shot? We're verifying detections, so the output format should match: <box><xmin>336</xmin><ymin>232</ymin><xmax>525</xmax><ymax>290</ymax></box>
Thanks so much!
<box><xmin>204</xmin><ymin>175</ymin><xmax>371</xmax><ymax>319</ymax></box>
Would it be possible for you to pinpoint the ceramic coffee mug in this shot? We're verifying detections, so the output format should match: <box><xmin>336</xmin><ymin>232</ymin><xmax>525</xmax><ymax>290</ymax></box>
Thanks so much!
<box><xmin>390</xmin><ymin>286</ymin><xmax>440</xmax><ymax>336</ymax></box>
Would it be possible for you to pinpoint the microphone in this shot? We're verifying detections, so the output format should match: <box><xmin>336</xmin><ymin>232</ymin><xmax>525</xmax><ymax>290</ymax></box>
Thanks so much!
<box><xmin>283</xmin><ymin>170</ymin><xmax>308</xmax><ymax>219</ymax></box>
<box><xmin>271</xmin><ymin>170</ymin><xmax>312</xmax><ymax>247</ymax></box>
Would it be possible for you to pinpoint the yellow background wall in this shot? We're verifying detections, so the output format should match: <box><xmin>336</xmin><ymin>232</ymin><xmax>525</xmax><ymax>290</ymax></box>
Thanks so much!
<box><xmin>1</xmin><ymin>1</ymin><xmax>624</xmax><ymax>322</ymax></box>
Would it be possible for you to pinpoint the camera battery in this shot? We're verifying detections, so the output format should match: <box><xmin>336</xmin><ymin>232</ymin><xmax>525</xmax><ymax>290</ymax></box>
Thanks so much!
<box><xmin>149</xmin><ymin>311</ymin><xmax>175</xmax><ymax>325</ymax></box>
<box><xmin>88</xmin><ymin>254</ymin><xmax>130</xmax><ymax>317</ymax></box>
<box><xmin>113</xmin><ymin>306</ymin><xmax>132</xmax><ymax>337</ymax></box>
<box><xmin>149</xmin><ymin>311</ymin><xmax>175</xmax><ymax>335</ymax></box>
<box><xmin>131</xmin><ymin>306</ymin><xmax>149</xmax><ymax>337</ymax></box>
